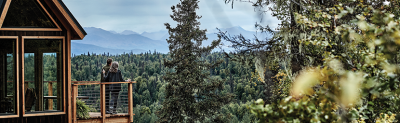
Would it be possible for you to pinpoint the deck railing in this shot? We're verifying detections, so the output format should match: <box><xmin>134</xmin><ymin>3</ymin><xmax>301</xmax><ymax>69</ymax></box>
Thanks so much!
<box><xmin>71</xmin><ymin>81</ymin><xmax>136</xmax><ymax>123</ymax></box>
<box><xmin>6</xmin><ymin>80</ymin><xmax>137</xmax><ymax>122</ymax></box>
<box><xmin>11</xmin><ymin>81</ymin><xmax>61</xmax><ymax>111</ymax></box>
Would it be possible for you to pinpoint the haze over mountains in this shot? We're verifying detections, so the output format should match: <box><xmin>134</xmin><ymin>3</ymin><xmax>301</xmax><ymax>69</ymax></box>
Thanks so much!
<box><xmin>71</xmin><ymin>27</ymin><xmax>270</xmax><ymax>55</ymax></box>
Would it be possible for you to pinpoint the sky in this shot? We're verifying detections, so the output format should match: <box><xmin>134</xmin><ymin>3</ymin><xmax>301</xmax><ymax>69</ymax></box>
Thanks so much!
<box><xmin>63</xmin><ymin>0</ymin><xmax>279</xmax><ymax>34</ymax></box>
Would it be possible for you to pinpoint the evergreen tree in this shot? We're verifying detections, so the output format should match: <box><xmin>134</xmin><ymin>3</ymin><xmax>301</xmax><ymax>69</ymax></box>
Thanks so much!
<box><xmin>158</xmin><ymin>0</ymin><xmax>233</xmax><ymax>122</ymax></box>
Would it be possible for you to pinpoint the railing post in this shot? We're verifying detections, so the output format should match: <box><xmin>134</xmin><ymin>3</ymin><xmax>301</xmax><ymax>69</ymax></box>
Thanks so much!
<box><xmin>72</xmin><ymin>85</ymin><xmax>78</xmax><ymax>123</ymax></box>
<box><xmin>101</xmin><ymin>84</ymin><xmax>106</xmax><ymax>123</ymax></box>
<box><xmin>48</xmin><ymin>82</ymin><xmax>53</xmax><ymax>110</ymax></box>
<box><xmin>128</xmin><ymin>82</ymin><xmax>133</xmax><ymax>123</ymax></box>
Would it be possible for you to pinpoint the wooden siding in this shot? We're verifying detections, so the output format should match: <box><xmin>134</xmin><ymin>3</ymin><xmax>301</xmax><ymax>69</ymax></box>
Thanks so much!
<box><xmin>0</xmin><ymin>115</ymin><xmax>66</xmax><ymax>123</ymax></box>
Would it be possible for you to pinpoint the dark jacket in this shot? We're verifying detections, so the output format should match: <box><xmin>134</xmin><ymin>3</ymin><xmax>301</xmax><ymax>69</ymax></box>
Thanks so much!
<box><xmin>103</xmin><ymin>70</ymin><xmax>126</xmax><ymax>91</ymax></box>
<box><xmin>101</xmin><ymin>65</ymin><xmax>110</xmax><ymax>82</ymax></box>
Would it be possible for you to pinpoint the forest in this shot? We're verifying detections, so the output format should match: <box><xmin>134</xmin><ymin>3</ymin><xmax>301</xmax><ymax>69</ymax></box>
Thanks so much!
<box><xmin>73</xmin><ymin>0</ymin><xmax>400</xmax><ymax>123</ymax></box>
<box><xmin>70</xmin><ymin>51</ymin><xmax>262</xmax><ymax>122</ymax></box>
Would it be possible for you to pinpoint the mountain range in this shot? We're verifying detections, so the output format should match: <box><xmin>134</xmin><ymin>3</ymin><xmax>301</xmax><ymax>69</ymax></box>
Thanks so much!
<box><xmin>71</xmin><ymin>26</ymin><xmax>270</xmax><ymax>55</ymax></box>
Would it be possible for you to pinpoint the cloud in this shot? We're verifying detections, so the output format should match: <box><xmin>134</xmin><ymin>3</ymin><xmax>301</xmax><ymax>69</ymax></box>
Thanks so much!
<box><xmin>63</xmin><ymin>0</ymin><xmax>279</xmax><ymax>33</ymax></box>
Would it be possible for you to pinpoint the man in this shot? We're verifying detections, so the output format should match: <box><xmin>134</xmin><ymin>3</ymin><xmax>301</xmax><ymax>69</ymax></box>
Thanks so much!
<box><xmin>101</xmin><ymin>58</ymin><xmax>113</xmax><ymax>114</ymax></box>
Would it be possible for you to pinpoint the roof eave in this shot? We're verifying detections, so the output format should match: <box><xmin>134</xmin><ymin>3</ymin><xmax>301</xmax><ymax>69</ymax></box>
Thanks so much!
<box><xmin>53</xmin><ymin>0</ymin><xmax>86</xmax><ymax>40</ymax></box>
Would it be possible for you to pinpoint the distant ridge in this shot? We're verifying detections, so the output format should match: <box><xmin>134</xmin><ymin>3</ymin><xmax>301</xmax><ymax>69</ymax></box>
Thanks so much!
<box><xmin>70</xmin><ymin>27</ymin><xmax>272</xmax><ymax>55</ymax></box>
<box><xmin>71</xmin><ymin>42</ymin><xmax>146</xmax><ymax>55</ymax></box>
<box><xmin>120</xmin><ymin>30</ymin><xmax>139</xmax><ymax>35</ymax></box>
<box><xmin>73</xmin><ymin>27</ymin><xmax>169</xmax><ymax>53</ymax></box>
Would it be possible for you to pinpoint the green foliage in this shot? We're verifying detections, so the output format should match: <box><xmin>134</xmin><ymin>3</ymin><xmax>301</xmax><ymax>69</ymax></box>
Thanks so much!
<box><xmin>76</xmin><ymin>99</ymin><xmax>90</xmax><ymax>120</ymax></box>
<box><xmin>250</xmin><ymin>96</ymin><xmax>337</xmax><ymax>123</ymax></box>
<box><xmin>130</xmin><ymin>103</ymin><xmax>161</xmax><ymax>123</ymax></box>
<box><xmin>225</xmin><ymin>0</ymin><xmax>400</xmax><ymax>122</ymax></box>
<box><xmin>220</xmin><ymin>0</ymin><xmax>400</xmax><ymax>123</ymax></box>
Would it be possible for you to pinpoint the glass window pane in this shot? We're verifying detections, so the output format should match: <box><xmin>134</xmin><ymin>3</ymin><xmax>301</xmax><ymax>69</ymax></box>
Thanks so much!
<box><xmin>43</xmin><ymin>53</ymin><xmax>58</xmax><ymax>111</ymax></box>
<box><xmin>0</xmin><ymin>39</ymin><xmax>16</xmax><ymax>115</ymax></box>
<box><xmin>24</xmin><ymin>39</ymin><xmax>63</xmax><ymax>113</ymax></box>
<box><xmin>2</xmin><ymin>0</ymin><xmax>56</xmax><ymax>28</ymax></box>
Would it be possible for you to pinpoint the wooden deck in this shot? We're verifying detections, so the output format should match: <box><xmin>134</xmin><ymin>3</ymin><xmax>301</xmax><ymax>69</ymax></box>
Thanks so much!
<box><xmin>77</xmin><ymin>112</ymin><xmax>129</xmax><ymax>123</ymax></box>
<box><xmin>77</xmin><ymin>112</ymin><xmax>135</xmax><ymax>123</ymax></box>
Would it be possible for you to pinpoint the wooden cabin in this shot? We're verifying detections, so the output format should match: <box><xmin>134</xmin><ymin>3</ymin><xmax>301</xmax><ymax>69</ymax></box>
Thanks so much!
<box><xmin>0</xmin><ymin>0</ymin><xmax>86</xmax><ymax>122</ymax></box>
<box><xmin>0</xmin><ymin>0</ymin><xmax>135</xmax><ymax>123</ymax></box>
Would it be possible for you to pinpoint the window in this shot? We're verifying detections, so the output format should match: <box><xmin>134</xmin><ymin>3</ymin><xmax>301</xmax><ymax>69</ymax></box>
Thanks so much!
<box><xmin>24</xmin><ymin>39</ymin><xmax>63</xmax><ymax>113</ymax></box>
<box><xmin>0</xmin><ymin>39</ymin><xmax>17</xmax><ymax>115</ymax></box>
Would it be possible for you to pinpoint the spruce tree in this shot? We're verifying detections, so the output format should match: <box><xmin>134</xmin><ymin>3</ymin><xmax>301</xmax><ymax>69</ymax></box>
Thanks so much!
<box><xmin>158</xmin><ymin>0</ymin><xmax>233</xmax><ymax>122</ymax></box>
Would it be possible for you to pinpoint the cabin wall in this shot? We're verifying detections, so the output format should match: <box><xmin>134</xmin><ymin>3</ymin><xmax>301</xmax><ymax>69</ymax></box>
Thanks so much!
<box><xmin>0</xmin><ymin>115</ymin><xmax>65</xmax><ymax>123</ymax></box>
<box><xmin>0</xmin><ymin>31</ymin><xmax>70</xmax><ymax>123</ymax></box>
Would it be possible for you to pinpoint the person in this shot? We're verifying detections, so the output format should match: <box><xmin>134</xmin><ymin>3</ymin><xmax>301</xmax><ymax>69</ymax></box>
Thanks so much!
<box><xmin>101</xmin><ymin>58</ymin><xmax>113</xmax><ymax>114</ymax></box>
<box><xmin>102</xmin><ymin>62</ymin><xmax>131</xmax><ymax>114</ymax></box>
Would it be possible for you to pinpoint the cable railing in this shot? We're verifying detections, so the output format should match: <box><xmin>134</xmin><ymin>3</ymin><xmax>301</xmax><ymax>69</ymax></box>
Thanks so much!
<box><xmin>71</xmin><ymin>81</ymin><xmax>136</xmax><ymax>123</ymax></box>
<box><xmin>71</xmin><ymin>81</ymin><xmax>130</xmax><ymax>113</ymax></box>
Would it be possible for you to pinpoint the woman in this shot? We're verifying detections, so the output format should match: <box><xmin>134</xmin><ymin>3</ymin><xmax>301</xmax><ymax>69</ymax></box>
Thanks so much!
<box><xmin>102</xmin><ymin>62</ymin><xmax>131</xmax><ymax>114</ymax></box>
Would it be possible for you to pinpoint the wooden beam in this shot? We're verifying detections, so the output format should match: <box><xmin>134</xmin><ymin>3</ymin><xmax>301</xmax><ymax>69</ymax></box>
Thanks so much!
<box><xmin>62</xmin><ymin>34</ymin><xmax>66</xmax><ymax>112</ymax></box>
<box><xmin>72</xmin><ymin>85</ymin><xmax>77</xmax><ymax>123</ymax></box>
<box><xmin>48</xmin><ymin>82</ymin><xmax>53</xmax><ymax>110</ymax></box>
<box><xmin>39</xmin><ymin>51</ymin><xmax>43</xmax><ymax>111</ymax></box>
<box><xmin>128</xmin><ymin>83</ymin><xmax>133</xmax><ymax>123</ymax></box>
<box><xmin>71</xmin><ymin>81</ymin><xmax>100</xmax><ymax>83</ymax></box>
<box><xmin>0</xmin><ymin>115</ymin><xmax>19</xmax><ymax>118</ymax></box>
<box><xmin>45</xmin><ymin>96</ymin><xmax>88</xmax><ymax>99</ymax></box>
<box><xmin>67</xmin><ymin>30</ymin><xmax>72</xmax><ymax>123</ymax></box>
<box><xmin>72</xmin><ymin>83</ymin><xmax>101</xmax><ymax>86</ymax></box>
<box><xmin>72</xmin><ymin>81</ymin><xmax>137</xmax><ymax>86</ymax></box>
<box><xmin>100</xmin><ymin>84</ymin><xmax>105</xmax><ymax>123</ymax></box>
<box><xmin>100</xmin><ymin>81</ymin><xmax>137</xmax><ymax>85</ymax></box>
<box><xmin>22</xmin><ymin>36</ymin><xmax>25</xmax><ymax>115</ymax></box>
<box><xmin>23</xmin><ymin>112</ymin><xmax>65</xmax><ymax>117</ymax></box>
<box><xmin>0</xmin><ymin>0</ymin><xmax>11</xmax><ymax>27</ymax></box>
<box><xmin>0</xmin><ymin>28</ymin><xmax>61</xmax><ymax>31</ymax></box>
<box><xmin>22</xmin><ymin>36</ymin><xmax>65</xmax><ymax>39</ymax></box>
<box><xmin>15</xmin><ymin>36</ymin><xmax>20</xmax><ymax>118</ymax></box>
<box><xmin>34</xmin><ymin>51</ymin><xmax>43</xmax><ymax>111</ymax></box>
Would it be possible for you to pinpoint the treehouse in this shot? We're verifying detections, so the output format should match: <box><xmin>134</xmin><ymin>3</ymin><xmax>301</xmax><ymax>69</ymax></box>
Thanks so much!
<box><xmin>0</xmin><ymin>0</ymin><xmax>135</xmax><ymax>123</ymax></box>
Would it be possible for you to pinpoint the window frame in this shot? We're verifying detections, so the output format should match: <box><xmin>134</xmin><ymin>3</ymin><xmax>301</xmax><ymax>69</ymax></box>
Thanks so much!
<box><xmin>0</xmin><ymin>0</ymin><xmax>62</xmax><ymax>31</ymax></box>
<box><xmin>0</xmin><ymin>36</ymin><xmax>19</xmax><ymax>118</ymax></box>
<box><xmin>22</xmin><ymin>36</ymin><xmax>65</xmax><ymax>117</ymax></box>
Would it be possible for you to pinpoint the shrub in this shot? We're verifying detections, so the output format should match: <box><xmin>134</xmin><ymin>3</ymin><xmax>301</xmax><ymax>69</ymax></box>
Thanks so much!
<box><xmin>76</xmin><ymin>99</ymin><xmax>90</xmax><ymax>119</ymax></box>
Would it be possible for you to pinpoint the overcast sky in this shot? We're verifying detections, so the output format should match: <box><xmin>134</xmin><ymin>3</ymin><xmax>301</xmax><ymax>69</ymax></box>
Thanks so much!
<box><xmin>63</xmin><ymin>0</ymin><xmax>279</xmax><ymax>33</ymax></box>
